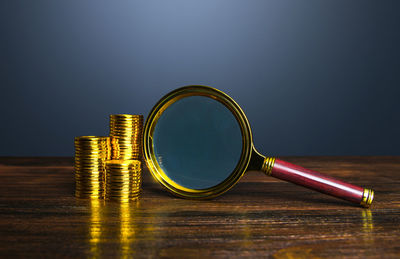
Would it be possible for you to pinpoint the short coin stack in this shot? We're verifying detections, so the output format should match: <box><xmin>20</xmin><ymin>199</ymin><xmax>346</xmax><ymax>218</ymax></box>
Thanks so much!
<box><xmin>105</xmin><ymin>160</ymin><xmax>142</xmax><ymax>201</ymax></box>
<box><xmin>74</xmin><ymin>136</ymin><xmax>110</xmax><ymax>199</ymax></box>
<box><xmin>109</xmin><ymin>114</ymin><xmax>143</xmax><ymax>160</ymax></box>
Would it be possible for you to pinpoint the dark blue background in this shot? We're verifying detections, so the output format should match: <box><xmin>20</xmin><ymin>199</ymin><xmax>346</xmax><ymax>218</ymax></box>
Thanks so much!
<box><xmin>1</xmin><ymin>1</ymin><xmax>399</xmax><ymax>156</ymax></box>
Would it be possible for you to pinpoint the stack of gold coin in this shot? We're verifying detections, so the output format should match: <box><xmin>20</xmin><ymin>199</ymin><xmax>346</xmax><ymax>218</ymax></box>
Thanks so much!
<box><xmin>109</xmin><ymin>114</ymin><xmax>143</xmax><ymax>160</ymax></box>
<box><xmin>105</xmin><ymin>160</ymin><xmax>142</xmax><ymax>201</ymax></box>
<box><xmin>74</xmin><ymin>136</ymin><xmax>110</xmax><ymax>199</ymax></box>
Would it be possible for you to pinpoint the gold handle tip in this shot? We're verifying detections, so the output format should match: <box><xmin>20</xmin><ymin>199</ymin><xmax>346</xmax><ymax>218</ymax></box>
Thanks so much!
<box><xmin>360</xmin><ymin>189</ymin><xmax>374</xmax><ymax>208</ymax></box>
<box><xmin>262</xmin><ymin>157</ymin><xmax>276</xmax><ymax>176</ymax></box>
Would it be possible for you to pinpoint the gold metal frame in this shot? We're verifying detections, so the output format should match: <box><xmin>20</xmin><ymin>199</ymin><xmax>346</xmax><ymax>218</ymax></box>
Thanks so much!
<box><xmin>143</xmin><ymin>85</ymin><xmax>255</xmax><ymax>199</ymax></box>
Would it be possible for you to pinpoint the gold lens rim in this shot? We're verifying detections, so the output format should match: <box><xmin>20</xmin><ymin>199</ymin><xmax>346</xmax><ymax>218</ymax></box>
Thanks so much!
<box><xmin>143</xmin><ymin>85</ymin><xmax>252</xmax><ymax>199</ymax></box>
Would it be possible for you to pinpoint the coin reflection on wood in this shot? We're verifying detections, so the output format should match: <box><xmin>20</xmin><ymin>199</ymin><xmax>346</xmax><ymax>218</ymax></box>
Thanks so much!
<box><xmin>74</xmin><ymin>136</ymin><xmax>111</xmax><ymax>199</ymax></box>
<box><xmin>89</xmin><ymin>199</ymin><xmax>103</xmax><ymax>258</ymax></box>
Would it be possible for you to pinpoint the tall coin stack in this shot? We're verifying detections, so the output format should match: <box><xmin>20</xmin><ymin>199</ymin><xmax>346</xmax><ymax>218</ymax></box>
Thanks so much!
<box><xmin>109</xmin><ymin>114</ymin><xmax>143</xmax><ymax>160</ymax></box>
<box><xmin>105</xmin><ymin>160</ymin><xmax>142</xmax><ymax>201</ymax></box>
<box><xmin>74</xmin><ymin>136</ymin><xmax>110</xmax><ymax>199</ymax></box>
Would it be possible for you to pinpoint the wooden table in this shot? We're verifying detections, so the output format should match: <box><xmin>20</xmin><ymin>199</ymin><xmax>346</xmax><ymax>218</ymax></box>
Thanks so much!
<box><xmin>0</xmin><ymin>157</ymin><xmax>399</xmax><ymax>258</ymax></box>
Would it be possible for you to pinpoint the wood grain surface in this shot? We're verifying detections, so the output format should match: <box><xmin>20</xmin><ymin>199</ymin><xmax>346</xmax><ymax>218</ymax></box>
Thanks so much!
<box><xmin>0</xmin><ymin>157</ymin><xmax>399</xmax><ymax>258</ymax></box>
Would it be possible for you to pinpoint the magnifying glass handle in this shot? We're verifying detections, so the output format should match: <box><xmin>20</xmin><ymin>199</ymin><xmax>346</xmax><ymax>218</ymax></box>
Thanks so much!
<box><xmin>261</xmin><ymin>157</ymin><xmax>374</xmax><ymax>207</ymax></box>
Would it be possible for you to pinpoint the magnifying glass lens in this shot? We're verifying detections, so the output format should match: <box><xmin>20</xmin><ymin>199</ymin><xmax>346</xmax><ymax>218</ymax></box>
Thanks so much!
<box><xmin>153</xmin><ymin>96</ymin><xmax>243</xmax><ymax>189</ymax></box>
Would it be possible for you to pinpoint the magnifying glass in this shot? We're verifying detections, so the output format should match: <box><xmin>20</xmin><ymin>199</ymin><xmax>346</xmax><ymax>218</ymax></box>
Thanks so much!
<box><xmin>143</xmin><ymin>85</ymin><xmax>374</xmax><ymax>207</ymax></box>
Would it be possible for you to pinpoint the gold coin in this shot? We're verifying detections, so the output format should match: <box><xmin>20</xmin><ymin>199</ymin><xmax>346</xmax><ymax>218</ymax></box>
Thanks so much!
<box><xmin>74</xmin><ymin>136</ymin><xmax>110</xmax><ymax>199</ymax></box>
<box><xmin>104</xmin><ymin>159</ymin><xmax>142</xmax><ymax>201</ymax></box>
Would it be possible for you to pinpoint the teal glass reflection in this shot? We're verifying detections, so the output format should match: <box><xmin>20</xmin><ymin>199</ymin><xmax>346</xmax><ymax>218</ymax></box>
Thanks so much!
<box><xmin>153</xmin><ymin>96</ymin><xmax>243</xmax><ymax>189</ymax></box>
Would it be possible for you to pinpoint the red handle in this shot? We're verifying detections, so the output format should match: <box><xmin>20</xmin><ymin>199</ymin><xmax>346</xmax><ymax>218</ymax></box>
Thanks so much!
<box><xmin>265</xmin><ymin>158</ymin><xmax>374</xmax><ymax>207</ymax></box>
